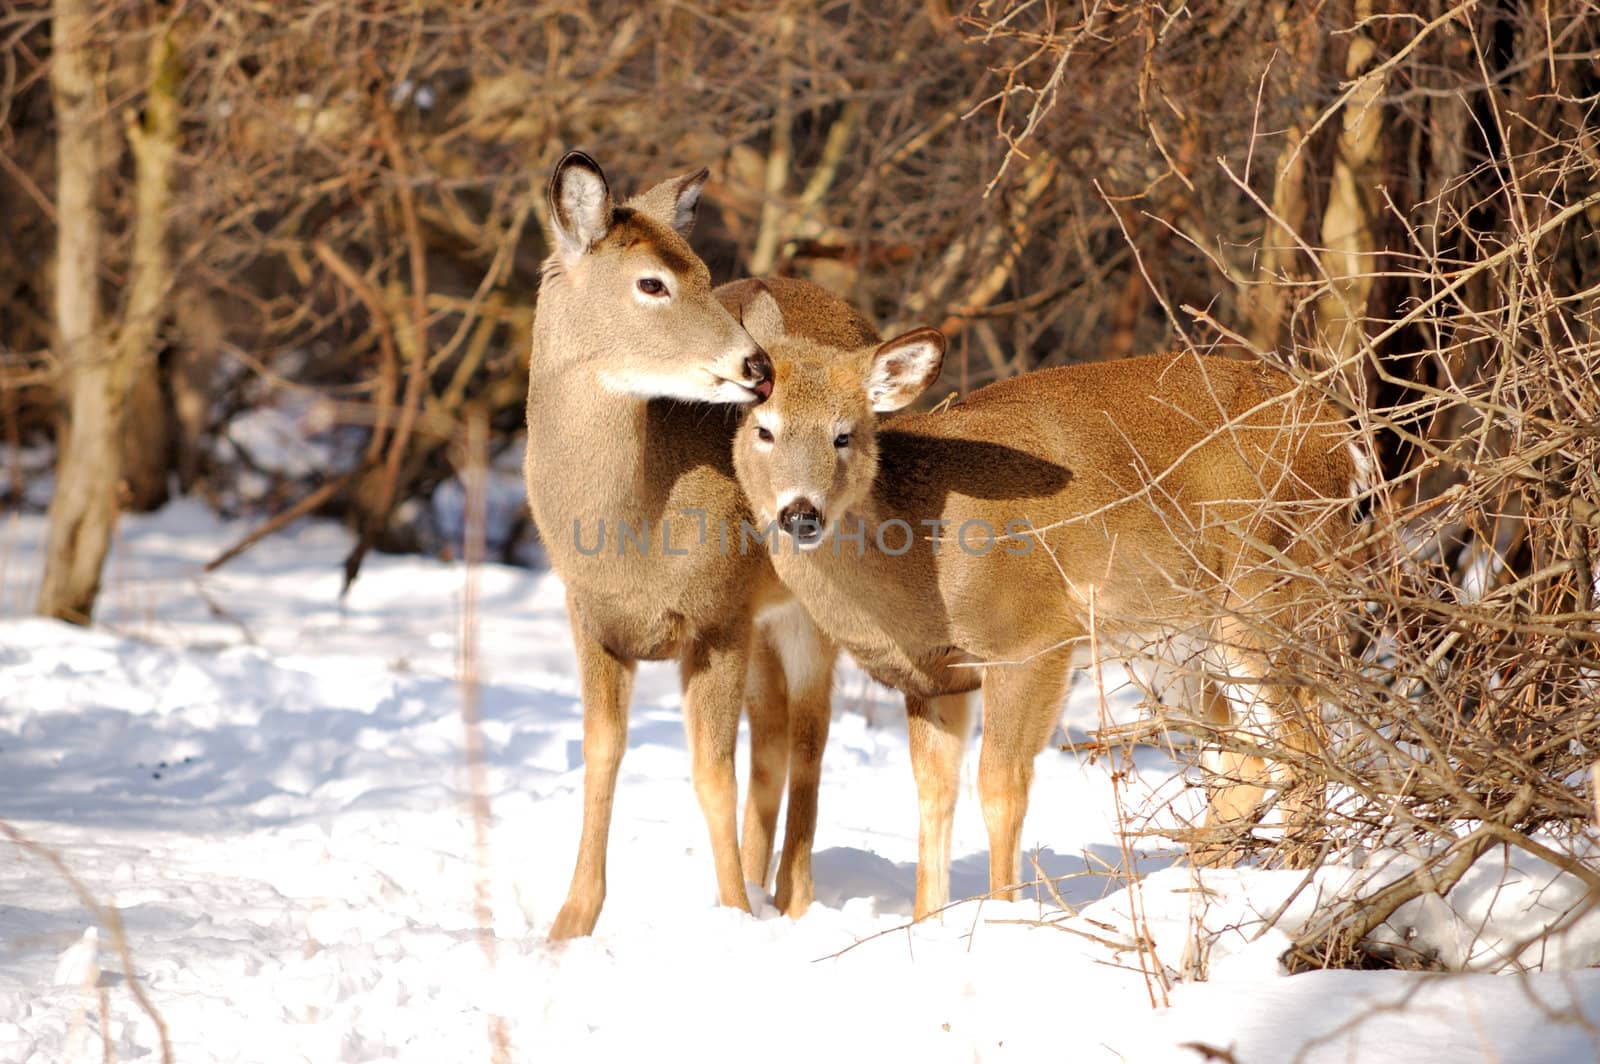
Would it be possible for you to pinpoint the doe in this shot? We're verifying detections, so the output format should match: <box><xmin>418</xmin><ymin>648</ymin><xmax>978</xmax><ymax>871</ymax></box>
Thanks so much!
<box><xmin>731</xmin><ymin>288</ymin><xmax>1360</xmax><ymax>917</ymax></box>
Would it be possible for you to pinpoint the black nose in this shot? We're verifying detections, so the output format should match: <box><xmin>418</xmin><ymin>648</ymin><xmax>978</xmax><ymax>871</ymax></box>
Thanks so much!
<box><xmin>745</xmin><ymin>348</ymin><xmax>773</xmax><ymax>400</ymax></box>
<box><xmin>778</xmin><ymin>500</ymin><xmax>823</xmax><ymax>542</ymax></box>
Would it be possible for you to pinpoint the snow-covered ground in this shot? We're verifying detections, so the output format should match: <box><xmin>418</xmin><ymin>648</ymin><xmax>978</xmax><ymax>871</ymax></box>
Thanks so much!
<box><xmin>3</xmin><ymin>503</ymin><xmax>1600</xmax><ymax>1063</ymax></box>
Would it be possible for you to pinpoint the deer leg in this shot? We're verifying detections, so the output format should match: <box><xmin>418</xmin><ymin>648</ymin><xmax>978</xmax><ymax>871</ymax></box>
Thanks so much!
<box><xmin>550</xmin><ymin>612</ymin><xmax>637</xmax><ymax>939</ymax></box>
<box><xmin>1204</xmin><ymin>615</ymin><xmax>1326</xmax><ymax>868</ymax></box>
<box><xmin>905</xmin><ymin>690</ymin><xmax>975</xmax><ymax>920</ymax></box>
<box><xmin>1272</xmin><ymin>689</ymin><xmax>1329</xmax><ymax>868</ymax></box>
<box><xmin>1193</xmin><ymin>672</ymin><xmax>1268</xmax><ymax>864</ymax></box>
<box><xmin>681</xmin><ymin>622</ymin><xmax>757</xmax><ymax>914</ymax></box>
<box><xmin>740</xmin><ymin>631</ymin><xmax>788</xmax><ymax>892</ymax></box>
<box><xmin>772</xmin><ymin>617</ymin><xmax>836</xmax><ymax>918</ymax></box>
<box><xmin>978</xmin><ymin>658</ymin><xmax>1070</xmax><ymax>901</ymax></box>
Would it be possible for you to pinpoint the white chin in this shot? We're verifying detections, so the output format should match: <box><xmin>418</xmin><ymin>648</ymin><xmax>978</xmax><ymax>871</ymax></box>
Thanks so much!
<box><xmin>792</xmin><ymin>534</ymin><xmax>825</xmax><ymax>552</ymax></box>
<box><xmin>597</xmin><ymin>370</ymin><xmax>749</xmax><ymax>404</ymax></box>
<box><xmin>711</xmin><ymin>380</ymin><xmax>760</xmax><ymax>404</ymax></box>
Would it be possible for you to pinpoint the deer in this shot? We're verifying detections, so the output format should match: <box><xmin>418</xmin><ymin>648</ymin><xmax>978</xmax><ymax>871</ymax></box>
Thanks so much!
<box><xmin>729</xmin><ymin>286</ymin><xmax>1361</xmax><ymax>919</ymax></box>
<box><xmin>523</xmin><ymin>152</ymin><xmax>877</xmax><ymax>937</ymax></box>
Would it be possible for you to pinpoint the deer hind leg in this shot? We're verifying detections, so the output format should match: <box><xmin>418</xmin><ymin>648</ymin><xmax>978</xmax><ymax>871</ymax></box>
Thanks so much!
<box><xmin>770</xmin><ymin>612</ymin><xmax>836</xmax><ymax>918</ymax></box>
<box><xmin>551</xmin><ymin>612</ymin><xmax>638</xmax><ymax>939</ymax></box>
<box><xmin>905</xmin><ymin>690</ymin><xmax>975</xmax><ymax>920</ymax></box>
<box><xmin>740</xmin><ymin>630</ymin><xmax>788</xmax><ymax>892</ymax></box>
<box><xmin>978</xmin><ymin>655</ymin><xmax>1071</xmax><ymax>903</ymax></box>
<box><xmin>681</xmin><ymin>621</ymin><xmax>757</xmax><ymax>915</ymax></box>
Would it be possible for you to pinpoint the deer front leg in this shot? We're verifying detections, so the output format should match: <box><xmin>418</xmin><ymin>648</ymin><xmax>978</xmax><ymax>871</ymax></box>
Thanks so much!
<box><xmin>682</xmin><ymin>622</ymin><xmax>756</xmax><ymax>915</ymax></box>
<box><xmin>551</xmin><ymin>613</ymin><xmax>637</xmax><ymax>939</ymax></box>
<box><xmin>772</xmin><ymin>619</ymin><xmax>836</xmax><ymax>918</ymax></box>
<box><xmin>905</xmin><ymin>691</ymin><xmax>974</xmax><ymax>920</ymax></box>
<box><xmin>1270</xmin><ymin>691</ymin><xmax>1329</xmax><ymax>868</ymax></box>
<box><xmin>1202</xmin><ymin>613</ymin><xmax>1328</xmax><ymax>868</ymax></box>
<box><xmin>740</xmin><ymin>631</ymin><xmax>788</xmax><ymax>892</ymax></box>
<box><xmin>1193</xmin><ymin>673</ymin><xmax>1268</xmax><ymax>866</ymax></box>
<box><xmin>978</xmin><ymin>658</ymin><xmax>1069</xmax><ymax>902</ymax></box>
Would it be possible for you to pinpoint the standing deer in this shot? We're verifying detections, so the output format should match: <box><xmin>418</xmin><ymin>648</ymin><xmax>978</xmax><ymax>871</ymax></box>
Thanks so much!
<box><xmin>524</xmin><ymin>153</ymin><xmax>874</xmax><ymax>936</ymax></box>
<box><xmin>730</xmin><ymin>288</ymin><xmax>1359</xmax><ymax>919</ymax></box>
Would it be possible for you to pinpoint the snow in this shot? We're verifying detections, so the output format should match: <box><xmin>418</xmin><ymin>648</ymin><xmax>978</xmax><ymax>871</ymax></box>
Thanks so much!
<box><xmin>4</xmin><ymin>502</ymin><xmax>1600</xmax><ymax>1062</ymax></box>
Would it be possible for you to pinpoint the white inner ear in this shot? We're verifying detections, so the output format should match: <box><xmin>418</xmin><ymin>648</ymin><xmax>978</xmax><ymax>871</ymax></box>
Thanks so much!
<box><xmin>671</xmin><ymin>177</ymin><xmax>705</xmax><ymax>233</ymax></box>
<box><xmin>557</xmin><ymin>168</ymin><xmax>609</xmax><ymax>255</ymax></box>
<box><xmin>868</xmin><ymin>341</ymin><xmax>939</xmax><ymax>411</ymax></box>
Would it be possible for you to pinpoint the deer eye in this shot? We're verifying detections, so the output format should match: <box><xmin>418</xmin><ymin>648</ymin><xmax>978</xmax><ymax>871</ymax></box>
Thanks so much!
<box><xmin>637</xmin><ymin>277</ymin><xmax>668</xmax><ymax>297</ymax></box>
<box><xmin>755</xmin><ymin>426</ymin><xmax>774</xmax><ymax>443</ymax></box>
<box><xmin>833</xmin><ymin>432</ymin><xmax>851</xmax><ymax>449</ymax></box>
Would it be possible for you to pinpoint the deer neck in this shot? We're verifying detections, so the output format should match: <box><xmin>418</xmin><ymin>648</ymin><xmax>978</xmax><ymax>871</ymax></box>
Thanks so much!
<box><xmin>525</xmin><ymin>325</ymin><xmax>658</xmax><ymax>528</ymax></box>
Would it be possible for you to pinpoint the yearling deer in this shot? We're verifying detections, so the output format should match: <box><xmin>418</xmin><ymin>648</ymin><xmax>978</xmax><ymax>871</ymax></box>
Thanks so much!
<box><xmin>524</xmin><ymin>153</ymin><xmax>873</xmax><ymax>936</ymax></box>
<box><xmin>730</xmin><ymin>289</ymin><xmax>1359</xmax><ymax>918</ymax></box>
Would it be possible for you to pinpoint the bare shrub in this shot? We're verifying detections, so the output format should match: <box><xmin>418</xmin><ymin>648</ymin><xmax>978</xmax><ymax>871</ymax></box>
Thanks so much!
<box><xmin>1017</xmin><ymin>0</ymin><xmax>1600</xmax><ymax>972</ymax></box>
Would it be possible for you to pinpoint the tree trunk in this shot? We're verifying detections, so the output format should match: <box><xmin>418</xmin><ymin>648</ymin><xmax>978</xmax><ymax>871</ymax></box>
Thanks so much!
<box><xmin>1314</xmin><ymin>21</ymin><xmax>1383</xmax><ymax>378</ymax></box>
<box><xmin>119</xmin><ymin>368</ymin><xmax>172</xmax><ymax>512</ymax></box>
<box><xmin>37</xmin><ymin>9</ymin><xmax>179</xmax><ymax>623</ymax></box>
<box><xmin>112</xmin><ymin>28</ymin><xmax>182</xmax><ymax>512</ymax></box>
<box><xmin>1247</xmin><ymin>2</ymin><xmax>1325</xmax><ymax>352</ymax></box>
<box><xmin>37</xmin><ymin>0</ymin><xmax>108</xmax><ymax>623</ymax></box>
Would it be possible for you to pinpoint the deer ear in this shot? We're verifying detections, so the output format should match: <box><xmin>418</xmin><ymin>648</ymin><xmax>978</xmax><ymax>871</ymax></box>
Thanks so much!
<box><xmin>548</xmin><ymin>150</ymin><xmax>614</xmax><ymax>261</ymax></box>
<box><xmin>866</xmin><ymin>328</ymin><xmax>945</xmax><ymax>412</ymax></box>
<box><xmin>630</xmin><ymin>167</ymin><xmax>710</xmax><ymax>235</ymax></box>
<box><xmin>737</xmin><ymin>281</ymin><xmax>786</xmax><ymax>348</ymax></box>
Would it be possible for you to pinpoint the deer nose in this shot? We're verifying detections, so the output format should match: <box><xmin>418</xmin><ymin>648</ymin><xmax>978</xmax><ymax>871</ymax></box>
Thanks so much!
<box><xmin>777</xmin><ymin>499</ymin><xmax>824</xmax><ymax>545</ymax></box>
<box><xmin>744</xmin><ymin>348</ymin><xmax>773</xmax><ymax>401</ymax></box>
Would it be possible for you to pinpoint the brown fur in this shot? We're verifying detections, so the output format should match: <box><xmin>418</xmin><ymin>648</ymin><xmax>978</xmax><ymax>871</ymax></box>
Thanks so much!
<box><xmin>720</xmin><ymin>276</ymin><xmax>881</xmax><ymax>350</ymax></box>
<box><xmin>524</xmin><ymin>153</ymin><xmax>872</xmax><ymax>936</ymax></box>
<box><xmin>733</xmin><ymin>312</ymin><xmax>1358</xmax><ymax>919</ymax></box>
<box><xmin>715</xmin><ymin>281</ymin><xmax>879</xmax><ymax>912</ymax></box>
